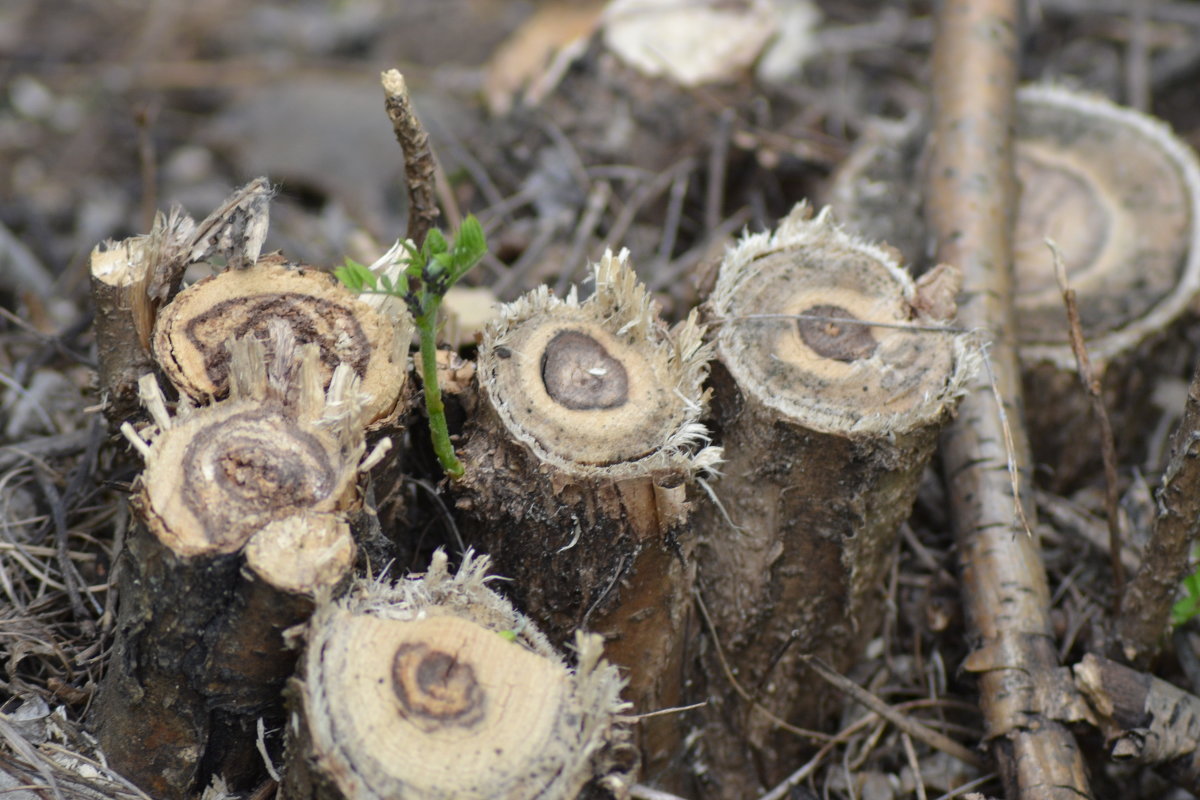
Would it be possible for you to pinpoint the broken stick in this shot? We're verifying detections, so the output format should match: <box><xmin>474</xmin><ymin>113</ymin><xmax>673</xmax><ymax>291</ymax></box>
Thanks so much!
<box><xmin>1075</xmin><ymin>653</ymin><xmax>1200</xmax><ymax>794</ymax></box>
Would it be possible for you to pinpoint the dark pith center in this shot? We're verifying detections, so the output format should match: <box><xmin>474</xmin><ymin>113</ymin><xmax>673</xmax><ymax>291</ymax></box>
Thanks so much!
<box><xmin>540</xmin><ymin>330</ymin><xmax>629</xmax><ymax>410</ymax></box>
<box><xmin>796</xmin><ymin>304</ymin><xmax>878</xmax><ymax>362</ymax></box>
<box><xmin>392</xmin><ymin>643</ymin><xmax>484</xmax><ymax>727</ymax></box>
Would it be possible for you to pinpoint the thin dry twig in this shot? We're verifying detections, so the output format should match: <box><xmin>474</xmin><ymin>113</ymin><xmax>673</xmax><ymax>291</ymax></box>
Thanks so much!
<box><xmin>902</xmin><ymin>732</ymin><xmax>928</xmax><ymax>800</ymax></box>
<box><xmin>1047</xmin><ymin>240</ymin><xmax>1124</xmax><ymax>612</ymax></box>
<box><xmin>381</xmin><ymin>69</ymin><xmax>440</xmax><ymax>248</ymax></box>
<box><xmin>801</xmin><ymin>656</ymin><xmax>986</xmax><ymax>769</ymax></box>
<box><xmin>757</xmin><ymin>697</ymin><xmax>976</xmax><ymax>800</ymax></box>
<box><xmin>978</xmin><ymin>346</ymin><xmax>1034</xmax><ymax>538</ymax></box>
<box><xmin>34</xmin><ymin>467</ymin><xmax>89</xmax><ymax>628</ymax></box>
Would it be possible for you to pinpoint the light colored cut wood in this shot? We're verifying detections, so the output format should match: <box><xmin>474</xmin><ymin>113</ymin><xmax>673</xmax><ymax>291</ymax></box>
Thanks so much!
<box><xmin>154</xmin><ymin>254</ymin><xmax>410</xmax><ymax>426</ymax></box>
<box><xmin>284</xmin><ymin>550</ymin><xmax>634</xmax><ymax>800</ymax></box>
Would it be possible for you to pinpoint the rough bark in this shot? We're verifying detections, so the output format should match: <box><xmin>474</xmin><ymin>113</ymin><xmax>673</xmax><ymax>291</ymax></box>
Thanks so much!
<box><xmin>1075</xmin><ymin>653</ymin><xmax>1200</xmax><ymax>793</ymax></box>
<box><xmin>281</xmin><ymin>550</ymin><xmax>635</xmax><ymax>800</ymax></box>
<box><xmin>1115</xmin><ymin>367</ymin><xmax>1200</xmax><ymax>666</ymax></box>
<box><xmin>89</xmin><ymin>210</ymin><xmax>188</xmax><ymax>427</ymax></box>
<box><xmin>829</xmin><ymin>85</ymin><xmax>1200</xmax><ymax>491</ymax></box>
<box><xmin>690</xmin><ymin>204</ymin><xmax>975</xmax><ymax>796</ymax></box>
<box><xmin>152</xmin><ymin>252</ymin><xmax>411</xmax><ymax>429</ymax></box>
<box><xmin>92</xmin><ymin>333</ymin><xmax>366</xmax><ymax>800</ymax></box>
<box><xmin>452</xmin><ymin>250</ymin><xmax>719</xmax><ymax>782</ymax></box>
<box><xmin>926</xmin><ymin>2</ymin><xmax>1093</xmax><ymax>798</ymax></box>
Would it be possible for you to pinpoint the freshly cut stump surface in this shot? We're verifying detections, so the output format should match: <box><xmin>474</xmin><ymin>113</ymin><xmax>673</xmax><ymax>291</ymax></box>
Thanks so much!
<box><xmin>153</xmin><ymin>254</ymin><xmax>409</xmax><ymax>426</ymax></box>
<box><xmin>456</xmin><ymin>249</ymin><xmax>719</xmax><ymax>781</ymax></box>
<box><xmin>692</xmin><ymin>203</ymin><xmax>975</xmax><ymax>796</ymax></box>
<box><xmin>284</xmin><ymin>551</ymin><xmax>633</xmax><ymax>800</ymax></box>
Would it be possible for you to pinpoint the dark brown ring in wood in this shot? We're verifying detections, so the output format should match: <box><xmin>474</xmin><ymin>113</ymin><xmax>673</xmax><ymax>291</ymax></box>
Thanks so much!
<box><xmin>183</xmin><ymin>293</ymin><xmax>372</xmax><ymax>392</ymax></box>
<box><xmin>180</xmin><ymin>408</ymin><xmax>335</xmax><ymax>544</ymax></box>
<box><xmin>540</xmin><ymin>329</ymin><xmax>629</xmax><ymax>410</ymax></box>
<box><xmin>391</xmin><ymin>642</ymin><xmax>485</xmax><ymax>728</ymax></box>
<box><xmin>796</xmin><ymin>304</ymin><xmax>878</xmax><ymax>363</ymax></box>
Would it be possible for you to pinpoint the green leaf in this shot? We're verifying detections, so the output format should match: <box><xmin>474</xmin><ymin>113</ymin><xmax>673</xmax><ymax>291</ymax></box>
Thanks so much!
<box><xmin>497</xmin><ymin>630</ymin><xmax>518</xmax><ymax>643</ymax></box>
<box><xmin>424</xmin><ymin>228</ymin><xmax>448</xmax><ymax>257</ymax></box>
<box><xmin>1172</xmin><ymin>567</ymin><xmax>1200</xmax><ymax>627</ymax></box>
<box><xmin>456</xmin><ymin>215</ymin><xmax>486</xmax><ymax>260</ymax></box>
<box><xmin>334</xmin><ymin>258</ymin><xmax>376</xmax><ymax>292</ymax></box>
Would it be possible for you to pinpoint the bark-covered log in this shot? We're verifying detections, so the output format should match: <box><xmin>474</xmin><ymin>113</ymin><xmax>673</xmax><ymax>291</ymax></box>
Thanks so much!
<box><xmin>92</xmin><ymin>332</ymin><xmax>367</xmax><ymax>800</ymax></box>
<box><xmin>282</xmin><ymin>549</ymin><xmax>635</xmax><ymax>800</ymax></box>
<box><xmin>453</xmin><ymin>249</ymin><xmax>719</xmax><ymax>780</ymax></box>
<box><xmin>691</xmin><ymin>203</ymin><xmax>975</xmax><ymax>795</ymax></box>
<box><xmin>153</xmin><ymin>252</ymin><xmax>412</xmax><ymax>429</ymax></box>
<box><xmin>1074</xmin><ymin>653</ymin><xmax>1200</xmax><ymax>793</ymax></box>
<box><xmin>829</xmin><ymin>85</ymin><xmax>1200</xmax><ymax>490</ymax></box>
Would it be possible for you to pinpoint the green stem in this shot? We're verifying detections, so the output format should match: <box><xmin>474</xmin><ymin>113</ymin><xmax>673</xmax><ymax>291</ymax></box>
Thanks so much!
<box><xmin>417</xmin><ymin>301</ymin><xmax>464</xmax><ymax>479</ymax></box>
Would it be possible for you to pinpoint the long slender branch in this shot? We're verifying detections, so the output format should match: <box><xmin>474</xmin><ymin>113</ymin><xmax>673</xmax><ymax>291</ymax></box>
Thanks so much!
<box><xmin>926</xmin><ymin>1</ymin><xmax>1092</xmax><ymax>797</ymax></box>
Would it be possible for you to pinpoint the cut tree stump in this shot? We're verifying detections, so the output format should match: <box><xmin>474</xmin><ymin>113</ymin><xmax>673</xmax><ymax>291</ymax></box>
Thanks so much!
<box><xmin>690</xmin><ymin>203</ymin><xmax>975</xmax><ymax>795</ymax></box>
<box><xmin>153</xmin><ymin>252</ymin><xmax>412</xmax><ymax>429</ymax></box>
<box><xmin>829</xmin><ymin>84</ymin><xmax>1200</xmax><ymax>490</ymax></box>
<box><xmin>452</xmin><ymin>248</ymin><xmax>720</xmax><ymax>781</ymax></box>
<box><xmin>92</xmin><ymin>329</ymin><xmax>367</xmax><ymax>800</ymax></box>
<box><xmin>282</xmin><ymin>549</ymin><xmax>635</xmax><ymax>800</ymax></box>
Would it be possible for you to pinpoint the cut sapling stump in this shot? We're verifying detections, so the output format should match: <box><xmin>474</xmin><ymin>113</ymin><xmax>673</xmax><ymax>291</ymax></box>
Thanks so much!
<box><xmin>692</xmin><ymin>203</ymin><xmax>976</xmax><ymax>794</ymax></box>
<box><xmin>92</xmin><ymin>327</ymin><xmax>369</xmax><ymax>800</ymax></box>
<box><xmin>1013</xmin><ymin>85</ymin><xmax>1200</xmax><ymax>489</ymax></box>
<box><xmin>829</xmin><ymin>85</ymin><xmax>1200</xmax><ymax>489</ymax></box>
<box><xmin>282</xmin><ymin>549</ymin><xmax>635</xmax><ymax>800</ymax></box>
<box><xmin>453</xmin><ymin>249</ymin><xmax>720</xmax><ymax>778</ymax></box>
<box><xmin>153</xmin><ymin>250</ymin><xmax>413</xmax><ymax>430</ymax></box>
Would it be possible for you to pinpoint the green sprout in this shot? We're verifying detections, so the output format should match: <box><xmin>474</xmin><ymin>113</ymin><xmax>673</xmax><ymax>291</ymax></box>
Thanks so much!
<box><xmin>336</xmin><ymin>215</ymin><xmax>487</xmax><ymax>479</ymax></box>
<box><xmin>1172</xmin><ymin>557</ymin><xmax>1200</xmax><ymax>627</ymax></box>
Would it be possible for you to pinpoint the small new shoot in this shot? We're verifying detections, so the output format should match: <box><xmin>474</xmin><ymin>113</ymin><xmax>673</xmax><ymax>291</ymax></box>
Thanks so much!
<box><xmin>336</xmin><ymin>215</ymin><xmax>487</xmax><ymax>479</ymax></box>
